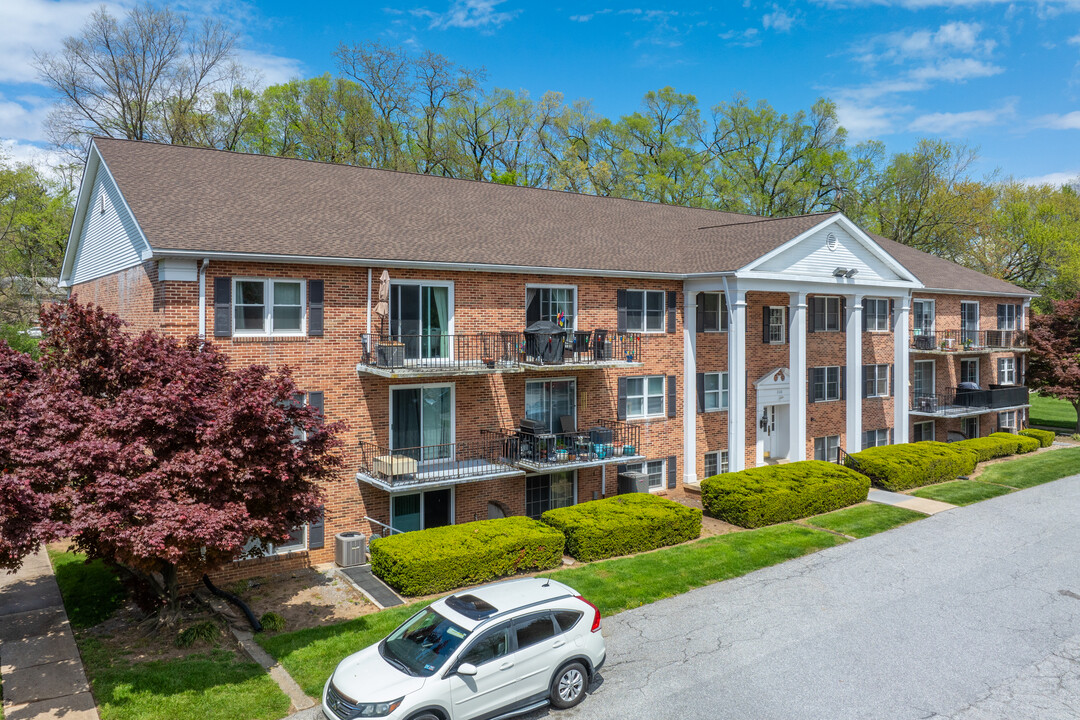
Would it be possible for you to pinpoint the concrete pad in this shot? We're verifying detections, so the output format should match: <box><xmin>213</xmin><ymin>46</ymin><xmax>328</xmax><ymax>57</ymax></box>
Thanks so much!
<box><xmin>867</xmin><ymin>489</ymin><xmax>917</xmax><ymax>506</ymax></box>
<box><xmin>0</xmin><ymin>631</ymin><xmax>81</xmax><ymax>674</ymax></box>
<box><xmin>0</xmin><ymin>557</ymin><xmax>53</xmax><ymax>589</ymax></box>
<box><xmin>5</xmin><ymin>690</ymin><xmax>99</xmax><ymax>720</ymax></box>
<box><xmin>0</xmin><ymin>608</ymin><xmax>67</xmax><ymax>642</ymax></box>
<box><xmin>894</xmin><ymin>496</ymin><xmax>957</xmax><ymax>515</ymax></box>
<box><xmin>0</xmin><ymin>575</ymin><xmax>64</xmax><ymax>616</ymax></box>
<box><xmin>3</xmin><ymin>658</ymin><xmax>90</xmax><ymax>704</ymax></box>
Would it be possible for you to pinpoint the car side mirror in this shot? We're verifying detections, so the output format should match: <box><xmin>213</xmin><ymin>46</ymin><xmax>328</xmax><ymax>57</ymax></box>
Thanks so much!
<box><xmin>457</xmin><ymin>662</ymin><xmax>477</xmax><ymax>677</ymax></box>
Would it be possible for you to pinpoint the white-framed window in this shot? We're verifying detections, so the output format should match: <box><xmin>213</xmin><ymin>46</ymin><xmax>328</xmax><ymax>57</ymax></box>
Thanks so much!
<box><xmin>862</xmin><ymin>428</ymin><xmax>890</xmax><ymax>449</ymax></box>
<box><xmin>913</xmin><ymin>360</ymin><xmax>935</xmax><ymax>398</ymax></box>
<box><xmin>961</xmin><ymin>301</ymin><xmax>980</xmax><ymax>345</ymax></box>
<box><xmin>768</xmin><ymin>306</ymin><xmax>786</xmax><ymax>343</ymax></box>
<box><xmin>813</xmin><ymin>435</ymin><xmax>840</xmax><ymax>462</ymax></box>
<box><xmin>811</xmin><ymin>366</ymin><xmax>842</xmax><ymax>402</ymax></box>
<box><xmin>525</xmin><ymin>471</ymin><xmax>576</xmax><ymax>519</ymax></box>
<box><xmin>704</xmin><ymin>450</ymin><xmax>729</xmax><ymax>477</ymax></box>
<box><xmin>527</xmin><ymin>285</ymin><xmax>576</xmax><ymax>329</ymax></box>
<box><xmin>864</xmin><ymin>298</ymin><xmax>890</xmax><ymax>332</ymax></box>
<box><xmin>525</xmin><ymin>379</ymin><xmax>576</xmax><ymax>434</ymax></box>
<box><xmin>234</xmin><ymin>278</ymin><xmax>306</xmax><ymax>335</ymax></box>
<box><xmin>390</xmin><ymin>383</ymin><xmax>454</xmax><ymax>460</ymax></box>
<box><xmin>241</xmin><ymin>526</ymin><xmax>307</xmax><ymax>558</ymax></box>
<box><xmin>913</xmin><ymin>299</ymin><xmax>935</xmax><ymax>336</ymax></box>
<box><xmin>390</xmin><ymin>281</ymin><xmax>453</xmax><ymax>359</ymax></box>
<box><xmin>811</xmin><ymin>296</ymin><xmax>842</xmax><ymax>332</ymax></box>
<box><xmin>963</xmin><ymin>416</ymin><xmax>979</xmax><ymax>439</ymax></box>
<box><xmin>701</xmin><ymin>292</ymin><xmax>727</xmax><ymax>332</ymax></box>
<box><xmin>625</xmin><ymin>459</ymin><xmax>665</xmax><ymax>491</ymax></box>
<box><xmin>703</xmin><ymin>372</ymin><xmax>729</xmax><ymax>412</ymax></box>
<box><xmin>960</xmin><ymin>359</ymin><xmax>979</xmax><ymax>386</ymax></box>
<box><xmin>626</xmin><ymin>376</ymin><xmax>665</xmax><ymax>419</ymax></box>
<box><xmin>998</xmin><ymin>357</ymin><xmax>1016</xmax><ymax>385</ymax></box>
<box><xmin>998</xmin><ymin>410</ymin><xmax>1018</xmax><ymax>432</ymax></box>
<box><xmin>913</xmin><ymin>420</ymin><xmax>935</xmax><ymax>442</ymax></box>
<box><xmin>863</xmin><ymin>364</ymin><xmax>889</xmax><ymax>398</ymax></box>
<box><xmin>626</xmin><ymin>290</ymin><xmax>665</xmax><ymax>333</ymax></box>
<box><xmin>997</xmin><ymin>304</ymin><xmax>1017</xmax><ymax>331</ymax></box>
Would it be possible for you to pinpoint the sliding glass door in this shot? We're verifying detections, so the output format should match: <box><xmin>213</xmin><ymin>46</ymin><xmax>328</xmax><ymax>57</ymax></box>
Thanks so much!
<box><xmin>391</xmin><ymin>385</ymin><xmax>453</xmax><ymax>461</ymax></box>
<box><xmin>391</xmin><ymin>488</ymin><xmax>452</xmax><ymax>533</ymax></box>
<box><xmin>525</xmin><ymin>379</ymin><xmax>576</xmax><ymax>433</ymax></box>
<box><xmin>390</xmin><ymin>283</ymin><xmax>450</xmax><ymax>359</ymax></box>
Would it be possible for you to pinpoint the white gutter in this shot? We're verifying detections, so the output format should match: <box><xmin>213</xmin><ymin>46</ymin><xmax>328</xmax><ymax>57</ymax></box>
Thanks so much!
<box><xmin>198</xmin><ymin>258</ymin><xmax>209</xmax><ymax>339</ymax></box>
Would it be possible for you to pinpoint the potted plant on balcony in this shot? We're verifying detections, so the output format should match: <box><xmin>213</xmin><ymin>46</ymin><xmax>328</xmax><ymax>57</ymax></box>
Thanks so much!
<box><xmin>963</xmin><ymin>337</ymin><xmax>974</xmax><ymax>350</ymax></box>
<box><xmin>554</xmin><ymin>440</ymin><xmax>569</xmax><ymax>463</ymax></box>
<box><xmin>623</xmin><ymin>444</ymin><xmax>635</xmax><ymax>456</ymax></box>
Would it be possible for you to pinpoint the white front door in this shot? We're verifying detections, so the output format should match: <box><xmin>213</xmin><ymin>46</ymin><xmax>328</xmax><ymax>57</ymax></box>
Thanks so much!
<box><xmin>762</xmin><ymin>406</ymin><xmax>777</xmax><ymax>458</ymax></box>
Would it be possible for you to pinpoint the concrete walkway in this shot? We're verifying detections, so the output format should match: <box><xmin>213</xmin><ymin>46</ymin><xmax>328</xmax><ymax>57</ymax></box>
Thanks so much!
<box><xmin>868</xmin><ymin>488</ymin><xmax>956</xmax><ymax>514</ymax></box>
<box><xmin>0</xmin><ymin>548</ymin><xmax>98</xmax><ymax>720</ymax></box>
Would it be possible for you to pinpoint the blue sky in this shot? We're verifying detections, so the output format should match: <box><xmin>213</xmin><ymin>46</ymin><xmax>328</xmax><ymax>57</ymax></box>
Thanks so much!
<box><xmin>2</xmin><ymin>0</ymin><xmax>1079</xmax><ymax>184</ymax></box>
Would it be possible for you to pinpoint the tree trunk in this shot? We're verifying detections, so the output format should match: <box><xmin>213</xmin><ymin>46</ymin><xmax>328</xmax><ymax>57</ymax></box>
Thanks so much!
<box><xmin>1074</xmin><ymin>401</ymin><xmax>1080</xmax><ymax>435</ymax></box>
<box><xmin>162</xmin><ymin>562</ymin><xmax>180</xmax><ymax>615</ymax></box>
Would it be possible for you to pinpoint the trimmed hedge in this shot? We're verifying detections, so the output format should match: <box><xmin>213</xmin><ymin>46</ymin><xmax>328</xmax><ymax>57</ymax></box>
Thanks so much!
<box><xmin>540</xmin><ymin>494</ymin><xmax>701</xmax><ymax>562</ymax></box>
<box><xmin>699</xmin><ymin>461</ymin><xmax>869</xmax><ymax>529</ymax></box>
<box><xmin>369</xmin><ymin>517</ymin><xmax>565</xmax><ymax>596</ymax></box>
<box><xmin>992</xmin><ymin>432</ymin><xmax>1040</xmax><ymax>454</ymax></box>
<box><xmin>846</xmin><ymin>442</ymin><xmax>978</xmax><ymax>491</ymax></box>
<box><xmin>1020</xmin><ymin>428</ymin><xmax>1055</xmax><ymax>448</ymax></box>
<box><xmin>954</xmin><ymin>435</ymin><xmax>1020</xmax><ymax>462</ymax></box>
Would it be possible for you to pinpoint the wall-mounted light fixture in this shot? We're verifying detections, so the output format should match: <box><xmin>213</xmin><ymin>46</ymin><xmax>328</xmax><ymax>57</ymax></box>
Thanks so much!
<box><xmin>844</xmin><ymin>268</ymin><xmax>859</xmax><ymax>278</ymax></box>
<box><xmin>832</xmin><ymin>267</ymin><xmax>848</xmax><ymax>277</ymax></box>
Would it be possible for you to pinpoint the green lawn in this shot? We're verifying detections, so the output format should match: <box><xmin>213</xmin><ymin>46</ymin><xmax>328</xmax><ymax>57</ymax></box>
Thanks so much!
<box><xmin>80</xmin><ymin>638</ymin><xmax>289</xmax><ymax>720</ymax></box>
<box><xmin>1029</xmin><ymin>393</ymin><xmax>1077</xmax><ymax>431</ymax></box>
<box><xmin>807</xmin><ymin>504</ymin><xmax>926</xmax><ymax>538</ymax></box>
<box><xmin>47</xmin><ymin>547</ymin><xmax>126</xmax><ymax>629</ymax></box>
<box><xmin>977</xmin><ymin>446</ymin><xmax>1080</xmax><ymax>489</ymax></box>
<box><xmin>49</xmin><ymin>548</ymin><xmax>289</xmax><ymax>720</ymax></box>
<box><xmin>911</xmin><ymin>480</ymin><xmax>1014</xmax><ymax>506</ymax></box>
<box><xmin>260</xmin><ymin>523</ymin><xmax>844</xmax><ymax>698</ymax></box>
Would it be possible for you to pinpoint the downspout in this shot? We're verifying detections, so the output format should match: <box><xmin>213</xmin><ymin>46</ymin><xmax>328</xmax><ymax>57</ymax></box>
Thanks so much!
<box><xmin>198</xmin><ymin>258</ymin><xmax>209</xmax><ymax>341</ymax></box>
<box><xmin>365</xmin><ymin>267</ymin><xmax>373</xmax><ymax>353</ymax></box>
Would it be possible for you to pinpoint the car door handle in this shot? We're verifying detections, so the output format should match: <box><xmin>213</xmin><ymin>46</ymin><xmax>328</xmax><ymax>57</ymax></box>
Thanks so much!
<box><xmin>499</xmin><ymin>661</ymin><xmax>514</xmax><ymax>670</ymax></box>
<box><xmin>552</xmin><ymin>640</ymin><xmax>566</xmax><ymax>648</ymax></box>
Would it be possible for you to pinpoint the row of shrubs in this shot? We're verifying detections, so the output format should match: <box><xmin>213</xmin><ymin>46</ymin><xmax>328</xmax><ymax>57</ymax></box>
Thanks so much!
<box><xmin>845</xmin><ymin>432</ymin><xmax>1046</xmax><ymax>491</ymax></box>
<box><xmin>370</xmin><ymin>494</ymin><xmax>702</xmax><ymax>595</ymax></box>
<box><xmin>700</xmin><ymin>461</ymin><xmax>870</xmax><ymax>528</ymax></box>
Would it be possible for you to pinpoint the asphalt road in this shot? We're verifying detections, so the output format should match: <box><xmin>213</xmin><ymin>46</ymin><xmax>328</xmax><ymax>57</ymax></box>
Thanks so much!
<box><xmin>556</xmin><ymin>474</ymin><xmax>1080</xmax><ymax>720</ymax></box>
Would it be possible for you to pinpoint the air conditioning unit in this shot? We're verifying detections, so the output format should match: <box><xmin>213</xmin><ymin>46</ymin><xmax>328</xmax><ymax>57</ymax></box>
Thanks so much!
<box><xmin>617</xmin><ymin>471</ymin><xmax>649</xmax><ymax>494</ymax></box>
<box><xmin>335</xmin><ymin>531</ymin><xmax>367</xmax><ymax>567</ymax></box>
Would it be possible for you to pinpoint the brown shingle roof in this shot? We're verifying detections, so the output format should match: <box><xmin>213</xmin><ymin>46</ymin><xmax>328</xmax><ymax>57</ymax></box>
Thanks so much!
<box><xmin>91</xmin><ymin>137</ymin><xmax>1034</xmax><ymax>295</ymax></box>
<box><xmin>872</xmin><ymin>234</ymin><xmax>1032</xmax><ymax>296</ymax></box>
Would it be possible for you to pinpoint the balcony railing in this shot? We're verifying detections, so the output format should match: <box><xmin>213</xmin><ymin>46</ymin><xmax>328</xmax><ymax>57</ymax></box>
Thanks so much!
<box><xmin>911</xmin><ymin>330</ymin><xmax>1028</xmax><ymax>353</ymax></box>
<box><xmin>357</xmin><ymin>330</ymin><xmax>643</xmax><ymax>376</ymax></box>
<box><xmin>481</xmin><ymin>420</ymin><xmax>643</xmax><ymax>472</ymax></box>
<box><xmin>356</xmin><ymin>438</ymin><xmax>524</xmax><ymax>490</ymax></box>
<box><xmin>910</xmin><ymin>385</ymin><xmax>1030</xmax><ymax>417</ymax></box>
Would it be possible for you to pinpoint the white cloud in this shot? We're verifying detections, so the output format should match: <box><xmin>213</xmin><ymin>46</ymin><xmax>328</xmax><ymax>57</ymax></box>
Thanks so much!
<box><xmin>233</xmin><ymin>49</ymin><xmax>304</xmax><ymax>87</ymax></box>
<box><xmin>762</xmin><ymin>5</ymin><xmax>797</xmax><ymax>32</ymax></box>
<box><xmin>570</xmin><ymin>9</ymin><xmax>611</xmax><ymax>22</ymax></box>
<box><xmin>1069</xmin><ymin>33</ymin><xmax>1080</xmax><ymax>45</ymax></box>
<box><xmin>1021</xmin><ymin>170</ymin><xmax>1080</xmax><ymax>187</ymax></box>
<box><xmin>816</xmin><ymin>0</ymin><xmax>1076</xmax><ymax>7</ymax></box>
<box><xmin>719</xmin><ymin>27</ymin><xmax>761</xmax><ymax>46</ymax></box>
<box><xmin>0</xmin><ymin>0</ymin><xmax>130</xmax><ymax>84</ymax></box>
<box><xmin>907</xmin><ymin>100</ymin><xmax>1015</xmax><ymax>134</ymax></box>
<box><xmin>0</xmin><ymin>139</ymin><xmax>69</xmax><ymax>178</ymax></box>
<box><xmin>411</xmin><ymin>0</ymin><xmax>519</xmax><ymax>30</ymax></box>
<box><xmin>0</xmin><ymin>93</ymin><xmax>53</xmax><ymax>143</ymax></box>
<box><xmin>908</xmin><ymin>57</ymin><xmax>1003</xmax><ymax>82</ymax></box>
<box><xmin>834</xmin><ymin>100</ymin><xmax>911</xmax><ymax>138</ymax></box>
<box><xmin>863</xmin><ymin>21</ymin><xmax>996</xmax><ymax>65</ymax></box>
<box><xmin>1035</xmin><ymin>111</ymin><xmax>1080</xmax><ymax>129</ymax></box>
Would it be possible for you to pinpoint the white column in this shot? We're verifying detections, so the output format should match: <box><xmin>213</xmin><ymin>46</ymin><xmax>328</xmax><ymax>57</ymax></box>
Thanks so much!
<box><xmin>728</xmin><ymin>288</ymin><xmax>748</xmax><ymax>471</ymax></box>
<box><xmin>893</xmin><ymin>295</ymin><xmax>911</xmax><ymax>443</ymax></box>
<box><xmin>683</xmin><ymin>290</ymin><xmax>698</xmax><ymax>484</ymax></box>
<box><xmin>846</xmin><ymin>293</ymin><xmax>863</xmax><ymax>452</ymax></box>
<box><xmin>788</xmin><ymin>291</ymin><xmax>807</xmax><ymax>461</ymax></box>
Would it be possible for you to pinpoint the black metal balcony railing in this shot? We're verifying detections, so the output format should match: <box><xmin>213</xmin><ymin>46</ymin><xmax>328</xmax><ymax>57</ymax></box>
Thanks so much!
<box><xmin>911</xmin><ymin>330</ymin><xmax>1028</xmax><ymax>352</ymax></box>
<box><xmin>481</xmin><ymin>420</ymin><xmax>642</xmax><ymax>471</ymax></box>
<box><xmin>910</xmin><ymin>385</ymin><xmax>1030</xmax><ymax>416</ymax></box>
<box><xmin>358</xmin><ymin>330</ymin><xmax>643</xmax><ymax>373</ymax></box>
<box><xmin>357</xmin><ymin>438</ymin><xmax>521</xmax><ymax>488</ymax></box>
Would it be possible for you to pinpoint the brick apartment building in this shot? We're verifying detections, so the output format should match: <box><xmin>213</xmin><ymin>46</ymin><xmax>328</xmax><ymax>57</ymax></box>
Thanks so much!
<box><xmin>60</xmin><ymin>138</ymin><xmax>1035</xmax><ymax>572</ymax></box>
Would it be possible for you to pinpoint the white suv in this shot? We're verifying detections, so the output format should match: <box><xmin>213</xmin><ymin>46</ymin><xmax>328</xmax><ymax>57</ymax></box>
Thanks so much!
<box><xmin>322</xmin><ymin>577</ymin><xmax>606</xmax><ymax>720</ymax></box>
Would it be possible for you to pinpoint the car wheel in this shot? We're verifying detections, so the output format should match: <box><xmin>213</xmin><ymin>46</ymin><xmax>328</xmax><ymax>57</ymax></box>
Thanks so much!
<box><xmin>549</xmin><ymin>661</ymin><xmax>588</xmax><ymax>709</ymax></box>
<box><xmin>408</xmin><ymin>713</ymin><xmax>442</xmax><ymax>720</ymax></box>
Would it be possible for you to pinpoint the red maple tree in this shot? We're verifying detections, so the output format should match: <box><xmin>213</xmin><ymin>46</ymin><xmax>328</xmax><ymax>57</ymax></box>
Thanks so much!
<box><xmin>1027</xmin><ymin>295</ymin><xmax>1080</xmax><ymax>433</ymax></box>
<box><xmin>0</xmin><ymin>299</ymin><xmax>343</xmax><ymax>612</ymax></box>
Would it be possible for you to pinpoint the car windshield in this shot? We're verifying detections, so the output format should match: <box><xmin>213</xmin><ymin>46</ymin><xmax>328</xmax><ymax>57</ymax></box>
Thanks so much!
<box><xmin>380</xmin><ymin>608</ymin><xmax>470</xmax><ymax>677</ymax></box>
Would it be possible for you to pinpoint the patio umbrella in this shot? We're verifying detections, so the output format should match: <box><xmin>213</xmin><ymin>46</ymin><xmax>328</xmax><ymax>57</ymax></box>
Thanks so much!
<box><xmin>374</xmin><ymin>270</ymin><xmax>390</xmax><ymax>335</ymax></box>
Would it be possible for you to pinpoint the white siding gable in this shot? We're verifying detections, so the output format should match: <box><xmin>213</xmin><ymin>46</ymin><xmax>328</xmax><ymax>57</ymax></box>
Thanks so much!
<box><xmin>69</xmin><ymin>162</ymin><xmax>149</xmax><ymax>285</ymax></box>
<box><xmin>753</xmin><ymin>224</ymin><xmax>903</xmax><ymax>282</ymax></box>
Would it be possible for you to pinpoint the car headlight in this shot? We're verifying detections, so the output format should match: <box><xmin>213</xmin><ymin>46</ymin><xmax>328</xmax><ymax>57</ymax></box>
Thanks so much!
<box><xmin>355</xmin><ymin>699</ymin><xmax>403</xmax><ymax>717</ymax></box>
